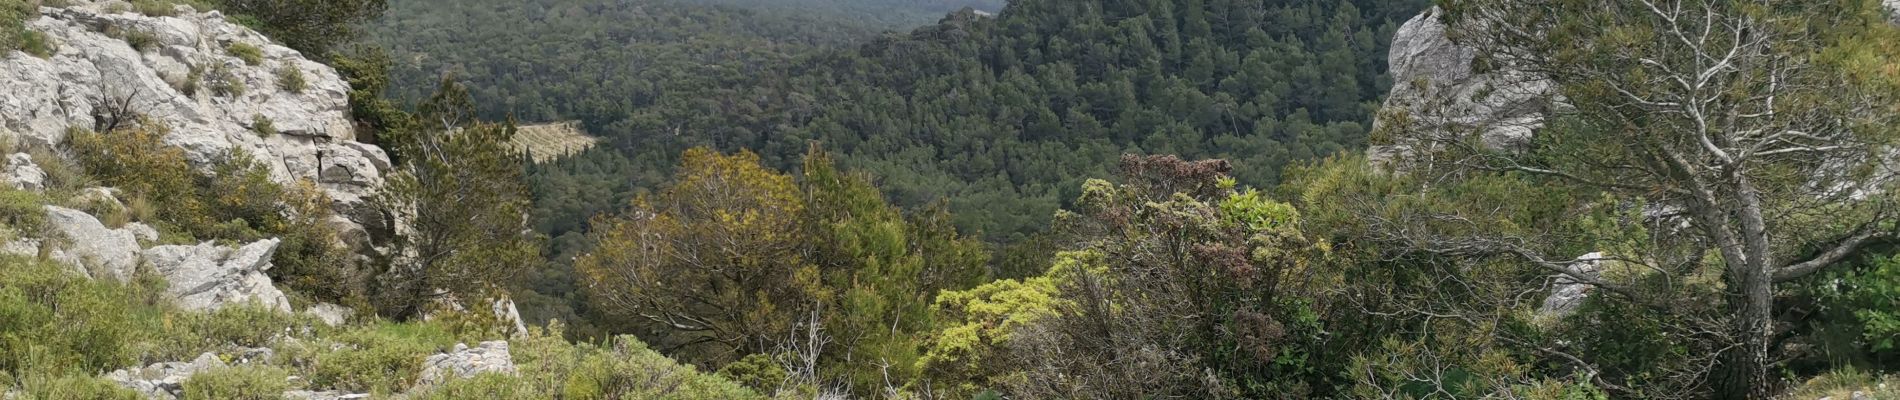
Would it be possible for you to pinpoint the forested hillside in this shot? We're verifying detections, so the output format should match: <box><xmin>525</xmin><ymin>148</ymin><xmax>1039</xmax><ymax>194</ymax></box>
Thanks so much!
<box><xmin>685</xmin><ymin>0</ymin><xmax>1006</xmax><ymax>28</ymax></box>
<box><xmin>372</xmin><ymin>0</ymin><xmax>1431</xmax><ymax>242</ymax></box>
<box><xmin>5</xmin><ymin>0</ymin><xmax>1892</xmax><ymax>398</ymax></box>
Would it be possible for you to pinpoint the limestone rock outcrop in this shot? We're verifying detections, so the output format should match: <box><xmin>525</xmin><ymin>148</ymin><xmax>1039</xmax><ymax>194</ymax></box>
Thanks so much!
<box><xmin>1</xmin><ymin>1</ymin><xmax>391</xmax><ymax>243</ymax></box>
<box><xmin>415</xmin><ymin>341</ymin><xmax>517</xmax><ymax>388</ymax></box>
<box><xmin>2</xmin><ymin>153</ymin><xmax>45</xmax><ymax>191</ymax></box>
<box><xmin>39</xmin><ymin>205</ymin><xmax>142</xmax><ymax>281</ymax></box>
<box><xmin>305</xmin><ymin>302</ymin><xmax>355</xmax><ymax>327</ymax></box>
<box><xmin>143</xmin><ymin>239</ymin><xmax>291</xmax><ymax>312</ymax></box>
<box><xmin>103</xmin><ymin>352</ymin><xmax>226</xmax><ymax>400</ymax></box>
<box><xmin>1368</xmin><ymin>7</ymin><xmax>1558</xmax><ymax>167</ymax></box>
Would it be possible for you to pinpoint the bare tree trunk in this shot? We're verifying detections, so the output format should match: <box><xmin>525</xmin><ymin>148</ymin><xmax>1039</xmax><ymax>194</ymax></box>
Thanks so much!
<box><xmin>1718</xmin><ymin>180</ymin><xmax>1776</xmax><ymax>399</ymax></box>
<box><xmin>1717</xmin><ymin>271</ymin><xmax>1774</xmax><ymax>399</ymax></box>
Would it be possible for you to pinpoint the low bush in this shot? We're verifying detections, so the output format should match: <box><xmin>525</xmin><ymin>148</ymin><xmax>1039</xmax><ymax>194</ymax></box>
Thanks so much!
<box><xmin>107</xmin><ymin>25</ymin><xmax>160</xmax><ymax>52</ymax></box>
<box><xmin>276</xmin><ymin>65</ymin><xmax>306</xmax><ymax>93</ymax></box>
<box><xmin>179</xmin><ymin>366</ymin><xmax>289</xmax><ymax>400</ymax></box>
<box><xmin>206</xmin><ymin>63</ymin><xmax>245</xmax><ymax>97</ymax></box>
<box><xmin>0</xmin><ymin>0</ymin><xmax>31</xmax><ymax>53</ymax></box>
<box><xmin>250</xmin><ymin>114</ymin><xmax>275</xmax><ymax>137</ymax></box>
<box><xmin>226</xmin><ymin>42</ymin><xmax>262</xmax><ymax>65</ymax></box>
<box><xmin>415</xmin><ymin>373</ymin><xmax>538</xmax><ymax>400</ymax></box>
<box><xmin>12</xmin><ymin>374</ymin><xmax>142</xmax><ymax>400</ymax></box>
<box><xmin>0</xmin><ymin>256</ymin><xmax>143</xmax><ymax>376</ymax></box>
<box><xmin>300</xmin><ymin>322</ymin><xmax>456</xmax><ymax>393</ymax></box>
<box><xmin>131</xmin><ymin>0</ymin><xmax>179</xmax><ymax>17</ymax></box>
<box><xmin>20</xmin><ymin>29</ymin><xmax>53</xmax><ymax>57</ymax></box>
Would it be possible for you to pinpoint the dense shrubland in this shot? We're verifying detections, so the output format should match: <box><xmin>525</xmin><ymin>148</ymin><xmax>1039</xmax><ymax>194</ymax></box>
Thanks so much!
<box><xmin>5</xmin><ymin>0</ymin><xmax>1899</xmax><ymax>398</ymax></box>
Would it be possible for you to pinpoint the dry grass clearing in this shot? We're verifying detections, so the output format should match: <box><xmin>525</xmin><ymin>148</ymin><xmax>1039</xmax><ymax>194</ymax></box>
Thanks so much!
<box><xmin>512</xmin><ymin>121</ymin><xmax>598</xmax><ymax>163</ymax></box>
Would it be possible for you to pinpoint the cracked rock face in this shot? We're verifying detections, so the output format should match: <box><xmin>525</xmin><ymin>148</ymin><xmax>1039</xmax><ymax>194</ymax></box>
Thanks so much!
<box><xmin>39</xmin><ymin>205</ymin><xmax>143</xmax><ymax>281</ymax></box>
<box><xmin>143</xmin><ymin>238</ymin><xmax>292</xmax><ymax>312</ymax></box>
<box><xmin>2</xmin><ymin>153</ymin><xmax>45</xmax><ymax>191</ymax></box>
<box><xmin>1368</xmin><ymin>7</ymin><xmax>1559</xmax><ymax>168</ymax></box>
<box><xmin>104</xmin><ymin>352</ymin><xmax>227</xmax><ymax>400</ymax></box>
<box><xmin>0</xmin><ymin>1</ymin><xmax>391</xmax><ymax>242</ymax></box>
<box><xmin>415</xmin><ymin>341</ymin><xmax>517</xmax><ymax>389</ymax></box>
<box><xmin>1538</xmin><ymin>252</ymin><xmax>1606</xmax><ymax>318</ymax></box>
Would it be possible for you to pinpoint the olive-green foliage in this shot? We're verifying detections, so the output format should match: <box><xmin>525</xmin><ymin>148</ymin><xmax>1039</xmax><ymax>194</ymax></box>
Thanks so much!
<box><xmin>373</xmin><ymin>78</ymin><xmax>540</xmax><ymax>317</ymax></box>
<box><xmin>0</xmin><ymin>189</ymin><xmax>47</xmax><ymax>239</ymax></box>
<box><xmin>11</xmin><ymin>375</ymin><xmax>142</xmax><ymax>400</ymax></box>
<box><xmin>1849</xmin><ymin>256</ymin><xmax>1900</xmax><ymax>353</ymax></box>
<box><xmin>801</xmin><ymin>148</ymin><xmax>991</xmax><ymax>392</ymax></box>
<box><xmin>389</xmin><ymin>321</ymin><xmax>771</xmax><ymax>400</ymax></box>
<box><xmin>206</xmin><ymin>63</ymin><xmax>245</xmax><ymax>97</ymax></box>
<box><xmin>523</xmin><ymin>330</ymin><xmax>766</xmax><ymax>400</ymax></box>
<box><xmin>225</xmin><ymin>42</ymin><xmax>262</xmax><ymax>65</ymax></box>
<box><xmin>131</xmin><ymin>0</ymin><xmax>181</xmax><ymax>16</ymax></box>
<box><xmin>179</xmin><ymin>366</ymin><xmax>289</xmax><ymax>400</ymax></box>
<box><xmin>0</xmin><ymin>0</ymin><xmax>32</xmax><ymax>53</ymax></box>
<box><xmin>249</xmin><ymin>114</ymin><xmax>274</xmax><ymax>137</ymax></box>
<box><xmin>158</xmin><ymin>304</ymin><xmax>307</xmax><ymax>354</ymax></box>
<box><xmin>999</xmin><ymin>156</ymin><xmax>1338</xmax><ymax>398</ymax></box>
<box><xmin>275</xmin><ymin>65</ymin><xmax>305</xmax><ymax>93</ymax></box>
<box><xmin>413</xmin><ymin>373</ymin><xmax>538</xmax><ymax>400</ymax></box>
<box><xmin>295</xmin><ymin>322</ymin><xmax>457</xmax><ymax>393</ymax></box>
<box><xmin>213</xmin><ymin>0</ymin><xmax>385</xmax><ymax>56</ymax></box>
<box><xmin>0</xmin><ymin>252</ymin><xmax>325</xmax><ymax>389</ymax></box>
<box><xmin>108</xmin><ymin>25</ymin><xmax>159</xmax><ymax>52</ymax></box>
<box><xmin>19</xmin><ymin>28</ymin><xmax>52</xmax><ymax>57</ymax></box>
<box><xmin>714</xmin><ymin>354</ymin><xmax>787</xmax><ymax>395</ymax></box>
<box><xmin>1786</xmin><ymin>368</ymin><xmax>1900</xmax><ymax>400</ymax></box>
<box><xmin>0</xmin><ymin>255</ymin><xmax>147</xmax><ymax>377</ymax></box>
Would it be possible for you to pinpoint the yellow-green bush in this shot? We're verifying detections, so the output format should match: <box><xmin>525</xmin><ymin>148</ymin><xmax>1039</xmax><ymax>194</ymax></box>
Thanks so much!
<box><xmin>0</xmin><ymin>0</ymin><xmax>32</xmax><ymax>53</ymax></box>
<box><xmin>10</xmin><ymin>374</ymin><xmax>142</xmax><ymax>400</ymax></box>
<box><xmin>20</xmin><ymin>28</ymin><xmax>52</xmax><ymax>57</ymax></box>
<box><xmin>415</xmin><ymin>373</ymin><xmax>538</xmax><ymax>400</ymax></box>
<box><xmin>0</xmin><ymin>255</ymin><xmax>148</xmax><ymax>376</ymax></box>
<box><xmin>299</xmin><ymin>322</ymin><xmax>457</xmax><ymax>393</ymax></box>
<box><xmin>504</xmin><ymin>326</ymin><xmax>766</xmax><ymax>400</ymax></box>
<box><xmin>179</xmin><ymin>366</ymin><xmax>289</xmax><ymax>400</ymax></box>
<box><xmin>226</xmin><ymin>42</ymin><xmax>262</xmax><ymax>65</ymax></box>
<box><xmin>276</xmin><ymin>65</ymin><xmax>306</xmax><ymax>93</ymax></box>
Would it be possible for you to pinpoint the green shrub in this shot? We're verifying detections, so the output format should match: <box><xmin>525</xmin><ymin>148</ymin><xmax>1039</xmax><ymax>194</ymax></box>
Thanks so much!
<box><xmin>132</xmin><ymin>0</ymin><xmax>178</xmax><ymax>17</ymax></box>
<box><xmin>276</xmin><ymin>65</ymin><xmax>306</xmax><ymax>93</ymax></box>
<box><xmin>0</xmin><ymin>0</ymin><xmax>31</xmax><ymax>53</ymax></box>
<box><xmin>226</xmin><ymin>42</ymin><xmax>263</xmax><ymax>66</ymax></box>
<box><xmin>108</xmin><ymin>25</ymin><xmax>160</xmax><ymax>52</ymax></box>
<box><xmin>505</xmin><ymin>324</ymin><xmax>771</xmax><ymax>400</ymax></box>
<box><xmin>175</xmin><ymin>64</ymin><xmax>205</xmax><ymax>96</ymax></box>
<box><xmin>303</xmin><ymin>322</ymin><xmax>458</xmax><ymax>393</ymax></box>
<box><xmin>179</xmin><ymin>366</ymin><xmax>289</xmax><ymax>400</ymax></box>
<box><xmin>715</xmin><ymin>354</ymin><xmax>787</xmax><ymax>395</ymax></box>
<box><xmin>1786</xmin><ymin>368</ymin><xmax>1900</xmax><ymax>400</ymax></box>
<box><xmin>20</xmin><ymin>29</ymin><xmax>53</xmax><ymax>58</ymax></box>
<box><xmin>15</xmin><ymin>374</ymin><xmax>142</xmax><ymax>400</ymax></box>
<box><xmin>0</xmin><ymin>256</ymin><xmax>143</xmax><ymax>376</ymax></box>
<box><xmin>416</xmin><ymin>373</ymin><xmax>538</xmax><ymax>400</ymax></box>
<box><xmin>250</xmin><ymin>114</ymin><xmax>275</xmax><ymax>137</ymax></box>
<box><xmin>0</xmin><ymin>189</ymin><xmax>47</xmax><ymax>237</ymax></box>
<box><xmin>147</xmin><ymin>304</ymin><xmax>306</xmax><ymax>360</ymax></box>
<box><xmin>206</xmin><ymin>64</ymin><xmax>245</xmax><ymax>97</ymax></box>
<box><xmin>28</xmin><ymin>146</ymin><xmax>92</xmax><ymax>192</ymax></box>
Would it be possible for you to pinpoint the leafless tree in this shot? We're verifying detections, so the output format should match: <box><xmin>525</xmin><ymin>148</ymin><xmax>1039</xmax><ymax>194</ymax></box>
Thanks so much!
<box><xmin>90</xmin><ymin>82</ymin><xmax>143</xmax><ymax>133</ymax></box>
